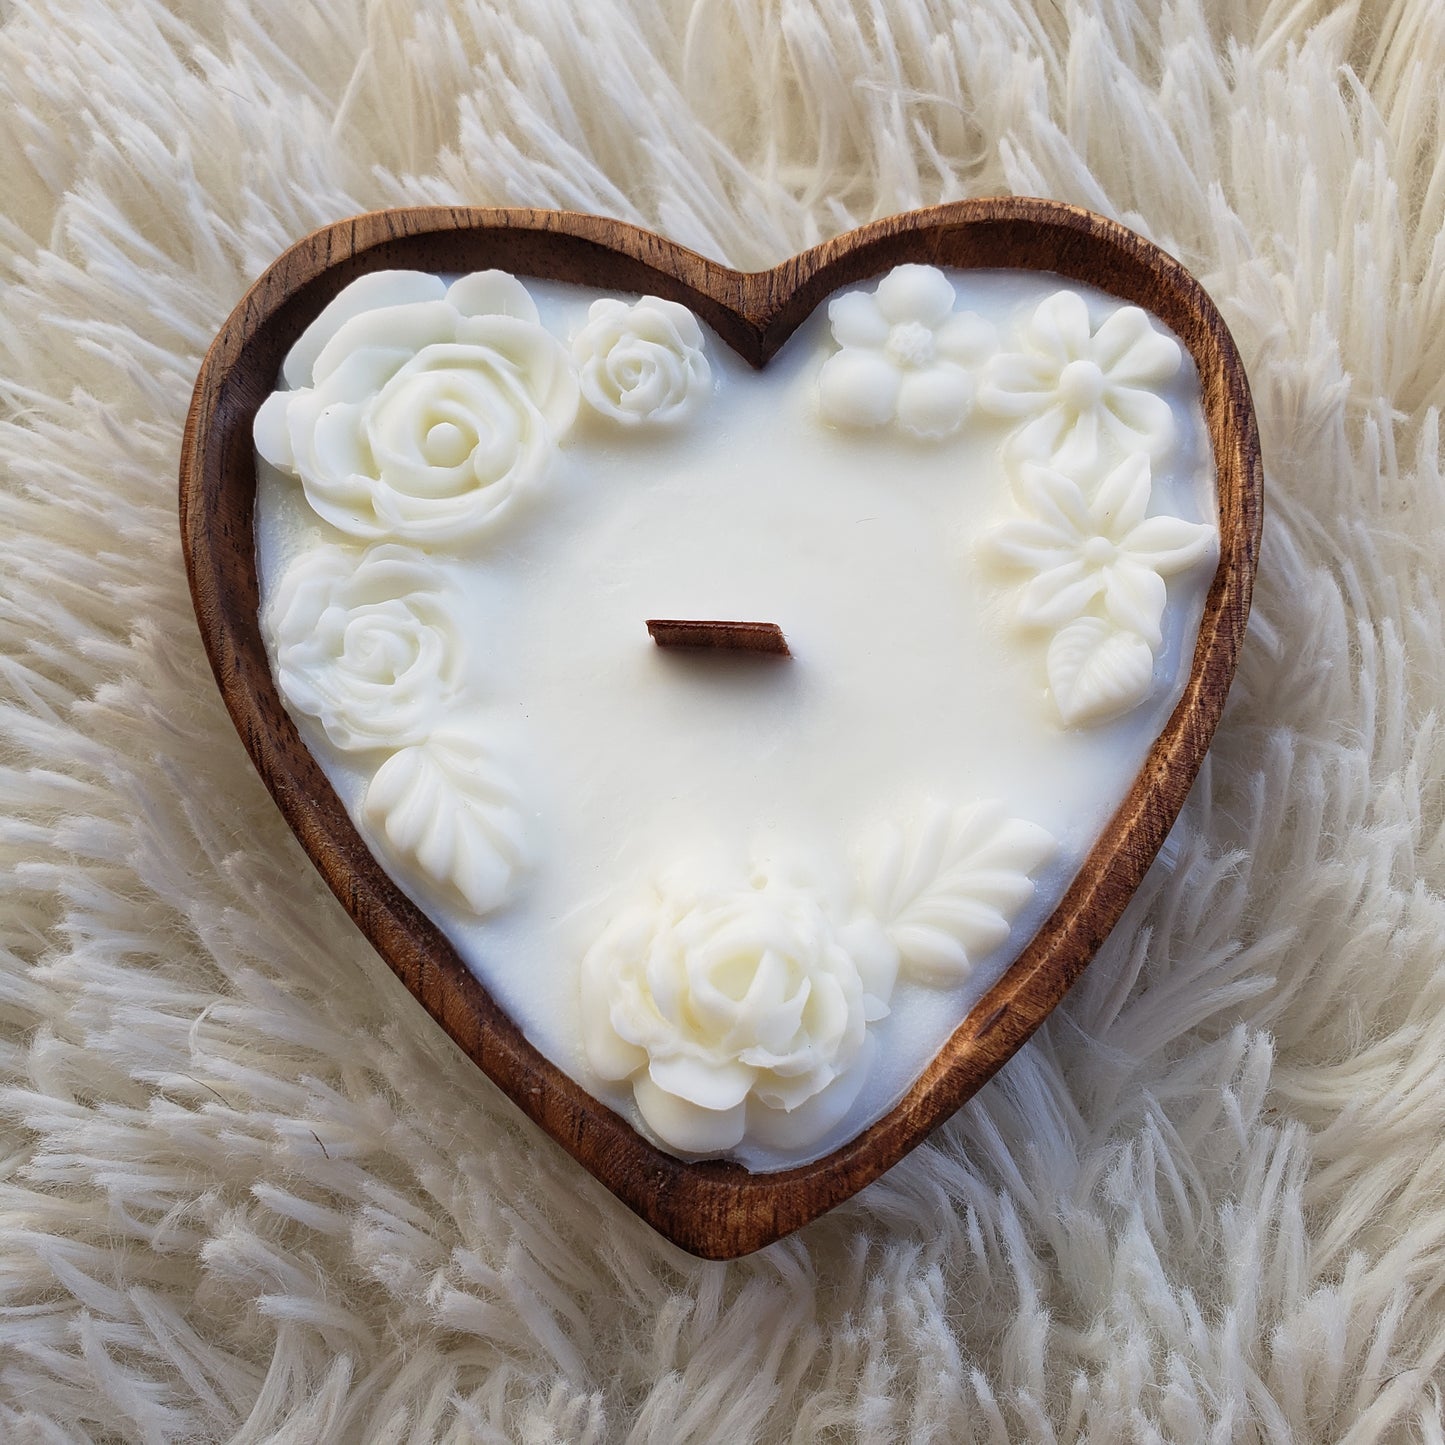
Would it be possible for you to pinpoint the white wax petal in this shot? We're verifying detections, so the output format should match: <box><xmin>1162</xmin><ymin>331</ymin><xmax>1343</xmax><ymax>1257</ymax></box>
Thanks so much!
<box><xmin>283</xmin><ymin>270</ymin><xmax>447</xmax><ymax>390</ymax></box>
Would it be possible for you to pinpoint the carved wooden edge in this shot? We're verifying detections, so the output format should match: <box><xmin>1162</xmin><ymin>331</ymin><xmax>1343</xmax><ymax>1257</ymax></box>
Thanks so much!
<box><xmin>179</xmin><ymin>201</ymin><xmax>1262</xmax><ymax>1259</ymax></box>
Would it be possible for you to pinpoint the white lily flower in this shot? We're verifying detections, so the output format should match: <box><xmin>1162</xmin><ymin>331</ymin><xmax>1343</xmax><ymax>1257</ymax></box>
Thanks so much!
<box><xmin>988</xmin><ymin>454</ymin><xmax>1217</xmax><ymax>650</ymax></box>
<box><xmin>979</xmin><ymin>290</ymin><xmax>1182</xmax><ymax>473</ymax></box>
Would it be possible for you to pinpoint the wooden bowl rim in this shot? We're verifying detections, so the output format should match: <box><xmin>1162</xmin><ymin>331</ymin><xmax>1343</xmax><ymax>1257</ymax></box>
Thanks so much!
<box><xmin>180</xmin><ymin>200</ymin><xmax>1262</xmax><ymax>1259</ymax></box>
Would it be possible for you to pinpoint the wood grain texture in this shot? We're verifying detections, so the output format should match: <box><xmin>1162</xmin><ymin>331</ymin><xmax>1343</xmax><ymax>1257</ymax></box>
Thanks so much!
<box><xmin>646</xmin><ymin>619</ymin><xmax>791</xmax><ymax>655</ymax></box>
<box><xmin>179</xmin><ymin>201</ymin><xmax>1263</xmax><ymax>1259</ymax></box>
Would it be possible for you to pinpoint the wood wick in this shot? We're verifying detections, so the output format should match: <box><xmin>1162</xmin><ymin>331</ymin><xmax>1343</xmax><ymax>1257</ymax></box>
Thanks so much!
<box><xmin>646</xmin><ymin>619</ymin><xmax>791</xmax><ymax>657</ymax></box>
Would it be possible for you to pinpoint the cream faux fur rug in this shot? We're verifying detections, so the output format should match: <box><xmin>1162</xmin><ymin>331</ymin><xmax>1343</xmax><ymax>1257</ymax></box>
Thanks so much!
<box><xmin>3</xmin><ymin>1</ymin><xmax>1444</xmax><ymax>1439</ymax></box>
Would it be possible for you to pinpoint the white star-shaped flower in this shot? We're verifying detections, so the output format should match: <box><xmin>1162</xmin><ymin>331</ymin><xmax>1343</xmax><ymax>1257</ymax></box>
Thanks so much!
<box><xmin>818</xmin><ymin>264</ymin><xmax>995</xmax><ymax>440</ymax></box>
<box><xmin>978</xmin><ymin>290</ymin><xmax>1182</xmax><ymax>472</ymax></box>
<box><xmin>987</xmin><ymin>454</ymin><xmax>1217</xmax><ymax>649</ymax></box>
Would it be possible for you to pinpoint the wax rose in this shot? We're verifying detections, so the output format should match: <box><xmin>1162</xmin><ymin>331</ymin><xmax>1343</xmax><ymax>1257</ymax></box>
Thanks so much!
<box><xmin>571</xmin><ymin>295</ymin><xmax>712</xmax><ymax>425</ymax></box>
<box><xmin>581</xmin><ymin>861</ymin><xmax>898</xmax><ymax>1154</ymax></box>
<box><xmin>266</xmin><ymin>542</ymin><xmax>467</xmax><ymax>754</ymax></box>
<box><xmin>254</xmin><ymin>270</ymin><xmax>578</xmax><ymax>544</ymax></box>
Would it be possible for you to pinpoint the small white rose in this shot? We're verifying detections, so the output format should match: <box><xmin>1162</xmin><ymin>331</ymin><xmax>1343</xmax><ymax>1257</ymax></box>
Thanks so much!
<box><xmin>581</xmin><ymin>862</ymin><xmax>896</xmax><ymax>1154</ymax></box>
<box><xmin>571</xmin><ymin>295</ymin><xmax>712</xmax><ymax>425</ymax></box>
<box><xmin>265</xmin><ymin>542</ymin><xmax>467</xmax><ymax>753</ymax></box>
<box><xmin>254</xmin><ymin>270</ymin><xmax>579</xmax><ymax>545</ymax></box>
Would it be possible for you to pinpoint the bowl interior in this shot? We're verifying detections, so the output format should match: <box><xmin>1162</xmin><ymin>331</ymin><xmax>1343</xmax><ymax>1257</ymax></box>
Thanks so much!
<box><xmin>180</xmin><ymin>201</ymin><xmax>1261</xmax><ymax>1258</ymax></box>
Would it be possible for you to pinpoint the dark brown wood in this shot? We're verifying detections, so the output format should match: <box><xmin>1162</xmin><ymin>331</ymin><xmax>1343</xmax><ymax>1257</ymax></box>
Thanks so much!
<box><xmin>179</xmin><ymin>201</ymin><xmax>1263</xmax><ymax>1260</ymax></box>
<box><xmin>647</xmin><ymin>619</ymin><xmax>791</xmax><ymax>656</ymax></box>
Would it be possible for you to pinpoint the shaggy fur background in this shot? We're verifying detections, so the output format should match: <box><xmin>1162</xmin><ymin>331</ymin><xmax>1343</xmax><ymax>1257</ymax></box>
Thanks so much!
<box><xmin>3</xmin><ymin>1</ymin><xmax>1444</xmax><ymax>1439</ymax></box>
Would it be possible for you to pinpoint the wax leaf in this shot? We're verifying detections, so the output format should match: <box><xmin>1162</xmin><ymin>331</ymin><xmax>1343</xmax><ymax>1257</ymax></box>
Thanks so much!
<box><xmin>1047</xmin><ymin>616</ymin><xmax>1156</xmax><ymax>727</ymax></box>
<box><xmin>362</xmin><ymin>728</ymin><xmax>528</xmax><ymax>916</ymax></box>
<box><xmin>863</xmin><ymin>800</ymin><xmax>1057</xmax><ymax>987</ymax></box>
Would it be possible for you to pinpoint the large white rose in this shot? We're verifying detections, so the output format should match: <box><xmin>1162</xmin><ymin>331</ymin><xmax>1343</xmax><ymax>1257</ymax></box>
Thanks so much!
<box><xmin>254</xmin><ymin>270</ymin><xmax>579</xmax><ymax>544</ymax></box>
<box><xmin>581</xmin><ymin>862</ymin><xmax>897</xmax><ymax>1155</ymax></box>
<box><xmin>265</xmin><ymin>543</ymin><xmax>466</xmax><ymax>753</ymax></box>
<box><xmin>571</xmin><ymin>295</ymin><xmax>711</xmax><ymax>425</ymax></box>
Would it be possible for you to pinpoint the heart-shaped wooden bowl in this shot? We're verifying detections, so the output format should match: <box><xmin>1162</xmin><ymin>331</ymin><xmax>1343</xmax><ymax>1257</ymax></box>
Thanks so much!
<box><xmin>180</xmin><ymin>201</ymin><xmax>1261</xmax><ymax>1259</ymax></box>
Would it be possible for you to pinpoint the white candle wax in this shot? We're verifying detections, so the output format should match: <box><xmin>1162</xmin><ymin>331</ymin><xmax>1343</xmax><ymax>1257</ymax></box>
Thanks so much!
<box><xmin>253</xmin><ymin>267</ymin><xmax>1216</xmax><ymax>1169</ymax></box>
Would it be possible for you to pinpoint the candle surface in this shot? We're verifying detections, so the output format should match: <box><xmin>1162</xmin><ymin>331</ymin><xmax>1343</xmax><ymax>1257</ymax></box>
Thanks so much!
<box><xmin>253</xmin><ymin>266</ymin><xmax>1216</xmax><ymax>1168</ymax></box>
